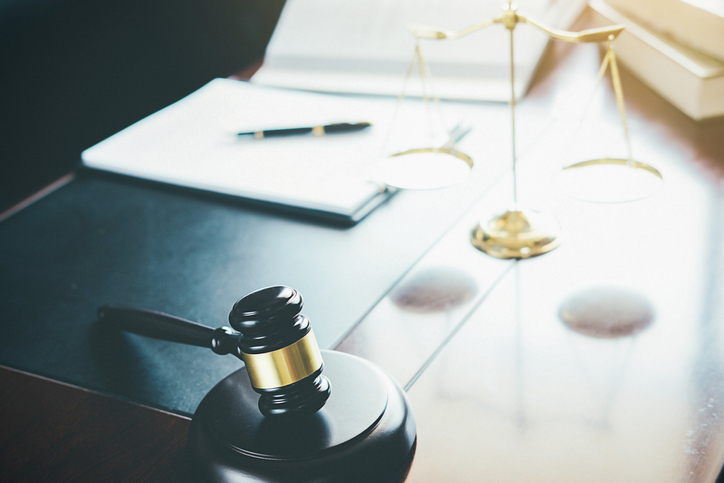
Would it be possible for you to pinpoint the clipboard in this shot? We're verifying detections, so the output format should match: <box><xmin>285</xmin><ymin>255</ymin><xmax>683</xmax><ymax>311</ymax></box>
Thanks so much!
<box><xmin>81</xmin><ymin>79</ymin><xmax>399</xmax><ymax>225</ymax></box>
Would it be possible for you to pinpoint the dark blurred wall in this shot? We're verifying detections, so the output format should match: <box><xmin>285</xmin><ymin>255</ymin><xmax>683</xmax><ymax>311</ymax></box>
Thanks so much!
<box><xmin>0</xmin><ymin>0</ymin><xmax>285</xmax><ymax>211</ymax></box>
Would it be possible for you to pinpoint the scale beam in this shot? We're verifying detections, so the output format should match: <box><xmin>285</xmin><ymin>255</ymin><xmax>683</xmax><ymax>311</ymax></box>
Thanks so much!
<box><xmin>520</xmin><ymin>16</ymin><xmax>624</xmax><ymax>43</ymax></box>
<box><xmin>407</xmin><ymin>8</ymin><xmax>624</xmax><ymax>44</ymax></box>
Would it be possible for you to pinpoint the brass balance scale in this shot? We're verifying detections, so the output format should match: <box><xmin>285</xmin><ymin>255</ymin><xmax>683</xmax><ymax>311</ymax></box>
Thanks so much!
<box><xmin>382</xmin><ymin>1</ymin><xmax>663</xmax><ymax>259</ymax></box>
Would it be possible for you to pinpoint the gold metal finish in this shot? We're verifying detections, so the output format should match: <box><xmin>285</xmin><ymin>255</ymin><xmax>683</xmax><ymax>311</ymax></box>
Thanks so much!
<box><xmin>253</xmin><ymin>131</ymin><xmax>264</xmax><ymax>140</ymax></box>
<box><xmin>390</xmin><ymin>147</ymin><xmax>473</xmax><ymax>168</ymax></box>
<box><xmin>241</xmin><ymin>330</ymin><xmax>323</xmax><ymax>390</ymax></box>
<box><xmin>607</xmin><ymin>43</ymin><xmax>633</xmax><ymax>162</ymax></box>
<box><xmin>381</xmin><ymin>40</ymin><xmax>474</xmax><ymax>190</ymax></box>
<box><xmin>508</xmin><ymin>25</ymin><xmax>518</xmax><ymax>208</ymax></box>
<box><xmin>407</xmin><ymin>8</ymin><xmax>623</xmax><ymax>43</ymax></box>
<box><xmin>312</xmin><ymin>125</ymin><xmax>325</xmax><ymax>136</ymax></box>
<box><xmin>520</xmin><ymin>16</ymin><xmax>624</xmax><ymax>43</ymax></box>
<box><xmin>406</xmin><ymin>2</ymin><xmax>571</xmax><ymax>258</ymax></box>
<box><xmin>383</xmin><ymin>147</ymin><xmax>474</xmax><ymax>190</ymax></box>
<box><xmin>470</xmin><ymin>209</ymin><xmax>561</xmax><ymax>259</ymax></box>
<box><xmin>559</xmin><ymin>43</ymin><xmax>662</xmax><ymax>201</ymax></box>
<box><xmin>559</xmin><ymin>158</ymin><xmax>663</xmax><ymax>202</ymax></box>
<box><xmin>501</xmin><ymin>6</ymin><xmax>518</xmax><ymax>31</ymax></box>
<box><xmin>563</xmin><ymin>157</ymin><xmax>662</xmax><ymax>177</ymax></box>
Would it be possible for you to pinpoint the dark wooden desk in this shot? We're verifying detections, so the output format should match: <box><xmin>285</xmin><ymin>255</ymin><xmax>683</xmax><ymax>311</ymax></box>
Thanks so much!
<box><xmin>2</xmin><ymin>7</ymin><xmax>724</xmax><ymax>482</ymax></box>
<box><xmin>0</xmin><ymin>366</ymin><xmax>191</xmax><ymax>482</ymax></box>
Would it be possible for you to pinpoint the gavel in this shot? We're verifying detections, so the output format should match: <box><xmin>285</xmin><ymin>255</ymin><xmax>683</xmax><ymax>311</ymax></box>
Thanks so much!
<box><xmin>98</xmin><ymin>286</ymin><xmax>416</xmax><ymax>483</ymax></box>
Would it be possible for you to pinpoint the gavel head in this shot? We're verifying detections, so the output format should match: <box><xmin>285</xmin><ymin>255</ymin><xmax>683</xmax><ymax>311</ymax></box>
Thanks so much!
<box><xmin>228</xmin><ymin>286</ymin><xmax>331</xmax><ymax>418</ymax></box>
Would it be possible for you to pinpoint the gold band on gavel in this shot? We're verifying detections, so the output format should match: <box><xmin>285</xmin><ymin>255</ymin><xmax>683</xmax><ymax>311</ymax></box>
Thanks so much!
<box><xmin>241</xmin><ymin>330</ymin><xmax>324</xmax><ymax>389</ymax></box>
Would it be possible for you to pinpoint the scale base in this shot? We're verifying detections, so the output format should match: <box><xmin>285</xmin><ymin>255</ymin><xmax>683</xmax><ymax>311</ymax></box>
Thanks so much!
<box><xmin>187</xmin><ymin>350</ymin><xmax>416</xmax><ymax>483</ymax></box>
<box><xmin>470</xmin><ymin>209</ymin><xmax>561</xmax><ymax>259</ymax></box>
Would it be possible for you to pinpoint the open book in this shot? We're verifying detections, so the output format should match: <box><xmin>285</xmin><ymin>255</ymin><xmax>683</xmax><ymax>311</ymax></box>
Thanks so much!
<box><xmin>253</xmin><ymin>0</ymin><xmax>586</xmax><ymax>101</ymax></box>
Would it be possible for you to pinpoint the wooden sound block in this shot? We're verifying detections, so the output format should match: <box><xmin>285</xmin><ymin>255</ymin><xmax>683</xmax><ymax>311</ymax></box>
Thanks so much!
<box><xmin>188</xmin><ymin>350</ymin><xmax>416</xmax><ymax>483</ymax></box>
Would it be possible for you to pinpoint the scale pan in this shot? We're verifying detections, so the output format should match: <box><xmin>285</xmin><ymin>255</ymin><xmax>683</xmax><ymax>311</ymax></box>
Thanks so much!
<box><xmin>380</xmin><ymin>147</ymin><xmax>473</xmax><ymax>190</ymax></box>
<box><xmin>558</xmin><ymin>158</ymin><xmax>662</xmax><ymax>203</ymax></box>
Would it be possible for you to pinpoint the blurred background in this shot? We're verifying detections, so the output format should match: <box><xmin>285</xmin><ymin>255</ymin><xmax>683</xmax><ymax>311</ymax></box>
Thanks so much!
<box><xmin>0</xmin><ymin>0</ymin><xmax>285</xmax><ymax>212</ymax></box>
<box><xmin>1</xmin><ymin>0</ymin><xmax>721</xmax><ymax>212</ymax></box>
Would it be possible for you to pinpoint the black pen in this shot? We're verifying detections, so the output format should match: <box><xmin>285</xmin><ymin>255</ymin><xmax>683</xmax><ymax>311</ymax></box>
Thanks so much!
<box><xmin>237</xmin><ymin>122</ymin><xmax>372</xmax><ymax>139</ymax></box>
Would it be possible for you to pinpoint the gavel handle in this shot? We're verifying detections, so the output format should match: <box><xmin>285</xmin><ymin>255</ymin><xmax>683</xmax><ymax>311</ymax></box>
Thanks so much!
<box><xmin>97</xmin><ymin>305</ymin><xmax>239</xmax><ymax>355</ymax></box>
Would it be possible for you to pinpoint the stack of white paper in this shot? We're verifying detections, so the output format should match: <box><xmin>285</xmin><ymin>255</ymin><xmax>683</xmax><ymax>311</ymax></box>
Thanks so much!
<box><xmin>82</xmin><ymin>79</ymin><xmax>404</xmax><ymax>221</ymax></box>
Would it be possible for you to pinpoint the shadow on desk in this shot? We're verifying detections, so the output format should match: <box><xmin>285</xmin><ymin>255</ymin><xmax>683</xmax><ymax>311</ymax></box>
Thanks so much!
<box><xmin>74</xmin><ymin>168</ymin><xmax>389</xmax><ymax>228</ymax></box>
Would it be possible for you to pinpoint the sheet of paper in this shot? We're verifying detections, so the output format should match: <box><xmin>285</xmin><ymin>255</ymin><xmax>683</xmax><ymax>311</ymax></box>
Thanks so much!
<box><xmin>81</xmin><ymin>79</ymin><xmax>465</xmax><ymax>218</ymax></box>
<box><xmin>253</xmin><ymin>0</ymin><xmax>586</xmax><ymax>101</ymax></box>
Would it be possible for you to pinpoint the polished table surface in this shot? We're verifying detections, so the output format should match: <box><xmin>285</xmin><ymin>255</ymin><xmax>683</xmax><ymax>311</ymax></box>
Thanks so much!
<box><xmin>2</xmin><ymin>7</ymin><xmax>724</xmax><ymax>482</ymax></box>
